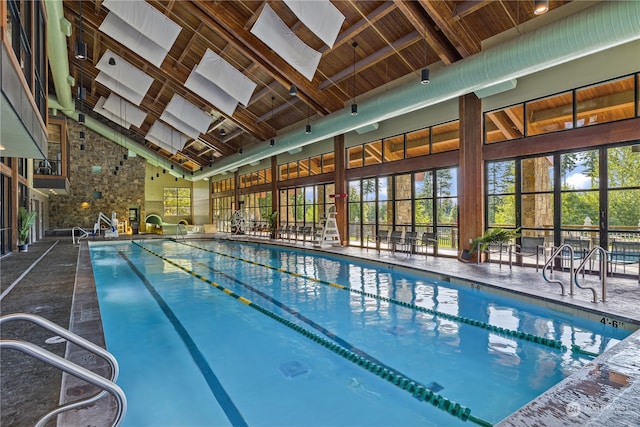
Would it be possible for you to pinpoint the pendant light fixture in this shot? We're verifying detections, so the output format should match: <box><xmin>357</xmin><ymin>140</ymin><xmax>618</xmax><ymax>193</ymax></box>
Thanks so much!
<box><xmin>421</xmin><ymin>37</ymin><xmax>430</xmax><ymax>85</ymax></box>
<box><xmin>269</xmin><ymin>96</ymin><xmax>275</xmax><ymax>146</ymax></box>
<box><xmin>289</xmin><ymin>85</ymin><xmax>298</xmax><ymax>97</ymax></box>
<box><xmin>77</xmin><ymin>0</ymin><xmax>87</xmax><ymax>150</ymax></box>
<box><xmin>305</xmin><ymin>103</ymin><xmax>311</xmax><ymax>134</ymax></box>
<box><xmin>351</xmin><ymin>42</ymin><xmax>358</xmax><ymax>116</ymax></box>
<box><xmin>74</xmin><ymin>0</ymin><xmax>87</xmax><ymax>60</ymax></box>
<box><xmin>534</xmin><ymin>0</ymin><xmax>549</xmax><ymax>15</ymax></box>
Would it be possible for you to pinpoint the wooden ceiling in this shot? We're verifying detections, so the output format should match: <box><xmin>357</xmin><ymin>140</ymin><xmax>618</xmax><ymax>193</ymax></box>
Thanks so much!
<box><xmin>59</xmin><ymin>0</ymin><xmax>571</xmax><ymax>172</ymax></box>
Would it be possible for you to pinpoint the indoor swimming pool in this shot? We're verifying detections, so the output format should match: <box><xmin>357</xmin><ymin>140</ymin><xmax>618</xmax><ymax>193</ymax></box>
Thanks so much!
<box><xmin>90</xmin><ymin>239</ymin><xmax>631</xmax><ymax>426</ymax></box>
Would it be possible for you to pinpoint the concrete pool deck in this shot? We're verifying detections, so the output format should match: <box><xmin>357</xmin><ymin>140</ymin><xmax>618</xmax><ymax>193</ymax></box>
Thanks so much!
<box><xmin>1</xmin><ymin>234</ymin><xmax>639</xmax><ymax>426</ymax></box>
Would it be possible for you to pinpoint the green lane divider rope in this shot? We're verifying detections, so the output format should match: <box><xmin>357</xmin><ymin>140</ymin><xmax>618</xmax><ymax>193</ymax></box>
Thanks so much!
<box><xmin>571</xmin><ymin>344</ymin><xmax>600</xmax><ymax>358</ymax></box>
<box><xmin>174</xmin><ymin>240</ymin><xmax>569</xmax><ymax>354</ymax></box>
<box><xmin>133</xmin><ymin>241</ymin><xmax>494</xmax><ymax>426</ymax></box>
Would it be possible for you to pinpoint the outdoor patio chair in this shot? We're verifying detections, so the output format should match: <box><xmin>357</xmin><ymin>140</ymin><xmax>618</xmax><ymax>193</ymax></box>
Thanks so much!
<box><xmin>610</xmin><ymin>241</ymin><xmax>640</xmax><ymax>283</ymax></box>
<box><xmin>561</xmin><ymin>238</ymin><xmax>591</xmax><ymax>271</ymax></box>
<box><xmin>399</xmin><ymin>231</ymin><xmax>418</xmax><ymax>256</ymax></box>
<box><xmin>417</xmin><ymin>232</ymin><xmax>438</xmax><ymax>257</ymax></box>
<box><xmin>389</xmin><ymin>230</ymin><xmax>404</xmax><ymax>253</ymax></box>
<box><xmin>366</xmin><ymin>229</ymin><xmax>390</xmax><ymax>252</ymax></box>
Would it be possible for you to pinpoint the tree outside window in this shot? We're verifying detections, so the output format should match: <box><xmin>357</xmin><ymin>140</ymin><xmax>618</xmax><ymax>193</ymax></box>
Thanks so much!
<box><xmin>164</xmin><ymin>187</ymin><xmax>191</xmax><ymax>216</ymax></box>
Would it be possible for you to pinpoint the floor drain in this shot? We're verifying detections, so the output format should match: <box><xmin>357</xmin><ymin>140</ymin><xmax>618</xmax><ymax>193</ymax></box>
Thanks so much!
<box><xmin>45</xmin><ymin>335</ymin><xmax>67</xmax><ymax>344</ymax></box>
<box><xmin>279</xmin><ymin>361</ymin><xmax>310</xmax><ymax>378</ymax></box>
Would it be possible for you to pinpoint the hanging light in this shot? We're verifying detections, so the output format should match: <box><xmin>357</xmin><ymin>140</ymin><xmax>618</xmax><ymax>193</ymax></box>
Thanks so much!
<box><xmin>123</xmin><ymin>154</ymin><xmax>128</xmax><ymax>160</ymax></box>
<box><xmin>80</xmin><ymin>143</ymin><xmax>85</xmax><ymax>151</ymax></box>
<box><xmin>209</xmin><ymin>155</ymin><xmax>214</xmax><ymax>166</ymax></box>
<box><xmin>163</xmin><ymin>169</ymin><xmax>166</xmax><ymax>174</ymax></box>
<box><xmin>77</xmin><ymin>86</ymin><xmax>86</xmax><ymax>100</ymax></box>
<box><xmin>305</xmin><ymin>103</ymin><xmax>311</xmax><ymax>134</ymax></box>
<box><xmin>534</xmin><ymin>0</ymin><xmax>549</xmax><ymax>15</ymax></box>
<box><xmin>238</xmin><ymin>148</ymin><xmax>243</xmax><ymax>155</ymax></box>
<box><xmin>421</xmin><ymin>38</ymin><xmax>430</xmax><ymax>84</ymax></box>
<box><xmin>170</xmin><ymin>164</ymin><xmax>174</xmax><ymax>170</ymax></box>
<box><xmin>421</xmin><ymin>68</ymin><xmax>430</xmax><ymax>84</ymax></box>
<box><xmin>270</xmin><ymin>96</ymin><xmax>276</xmax><ymax>146</ymax></box>
<box><xmin>289</xmin><ymin>85</ymin><xmax>297</xmax><ymax>97</ymax></box>
<box><xmin>175</xmin><ymin>177</ymin><xmax>178</xmax><ymax>182</ymax></box>
<box><xmin>219</xmin><ymin>128</ymin><xmax>226</xmax><ymax>137</ymax></box>
<box><xmin>119</xmin><ymin>160</ymin><xmax>123</xmax><ymax>166</ymax></box>
<box><xmin>74</xmin><ymin>0</ymin><xmax>87</xmax><ymax>60</ymax></box>
<box><xmin>351</xmin><ymin>42</ymin><xmax>358</xmax><ymax>116</ymax></box>
<box><xmin>74</xmin><ymin>40</ymin><xmax>87</xmax><ymax>60</ymax></box>
<box><xmin>79</xmin><ymin>130</ymin><xmax>85</xmax><ymax>139</ymax></box>
<box><xmin>78</xmin><ymin>113</ymin><xmax>85</xmax><ymax>123</ymax></box>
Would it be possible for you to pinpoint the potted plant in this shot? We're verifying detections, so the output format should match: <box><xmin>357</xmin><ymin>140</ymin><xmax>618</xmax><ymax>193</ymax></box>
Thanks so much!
<box><xmin>18</xmin><ymin>207</ymin><xmax>37</xmax><ymax>251</ymax></box>
<box><xmin>461</xmin><ymin>227</ymin><xmax>520</xmax><ymax>262</ymax></box>
<box><xmin>268</xmin><ymin>210</ymin><xmax>278</xmax><ymax>239</ymax></box>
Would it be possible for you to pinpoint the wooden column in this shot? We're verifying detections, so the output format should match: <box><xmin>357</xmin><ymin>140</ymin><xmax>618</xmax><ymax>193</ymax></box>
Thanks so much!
<box><xmin>333</xmin><ymin>134</ymin><xmax>348</xmax><ymax>246</ymax></box>
<box><xmin>271</xmin><ymin>155</ymin><xmax>279</xmax><ymax>226</ymax></box>
<box><xmin>458</xmin><ymin>93</ymin><xmax>484</xmax><ymax>259</ymax></box>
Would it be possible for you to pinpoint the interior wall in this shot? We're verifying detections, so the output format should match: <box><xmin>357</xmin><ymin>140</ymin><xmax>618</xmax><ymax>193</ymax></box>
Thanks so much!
<box><xmin>48</xmin><ymin>120</ymin><xmax>146</xmax><ymax>229</ymax></box>
<box><xmin>143</xmin><ymin>163</ymin><xmax>192</xmax><ymax>225</ymax></box>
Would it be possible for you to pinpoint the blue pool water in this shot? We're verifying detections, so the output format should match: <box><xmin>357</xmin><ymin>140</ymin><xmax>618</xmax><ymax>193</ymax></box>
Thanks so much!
<box><xmin>90</xmin><ymin>239</ymin><xmax>630</xmax><ymax>426</ymax></box>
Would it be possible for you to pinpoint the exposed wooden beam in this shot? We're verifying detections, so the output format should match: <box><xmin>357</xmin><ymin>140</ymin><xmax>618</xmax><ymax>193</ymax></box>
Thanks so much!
<box><xmin>418</xmin><ymin>0</ymin><xmax>481</xmax><ymax>58</ymax></box>
<box><xmin>453</xmin><ymin>0</ymin><xmax>493</xmax><ymax>21</ymax></box>
<box><xmin>320</xmin><ymin>32</ymin><xmax>421</xmax><ymax>90</ymax></box>
<box><xmin>190</xmin><ymin>1</ymin><xmax>343</xmax><ymax>115</ymax></box>
<box><xmin>393</xmin><ymin>0</ymin><xmax>460</xmax><ymax>65</ymax></box>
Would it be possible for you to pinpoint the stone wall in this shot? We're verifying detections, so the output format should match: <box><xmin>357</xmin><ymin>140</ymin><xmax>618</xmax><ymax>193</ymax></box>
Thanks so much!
<box><xmin>48</xmin><ymin>121</ymin><xmax>146</xmax><ymax>229</ymax></box>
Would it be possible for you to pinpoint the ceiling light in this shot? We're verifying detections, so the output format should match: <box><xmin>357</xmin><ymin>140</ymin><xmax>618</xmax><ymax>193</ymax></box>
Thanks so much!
<box><xmin>421</xmin><ymin>68</ymin><xmax>430</xmax><ymax>85</ymax></box>
<box><xmin>74</xmin><ymin>40</ymin><xmax>87</xmax><ymax>60</ymax></box>
<box><xmin>79</xmin><ymin>130</ymin><xmax>85</xmax><ymax>139</ymax></box>
<box><xmin>220</xmin><ymin>128</ymin><xmax>226</xmax><ymax>137</ymax></box>
<box><xmin>78</xmin><ymin>113</ymin><xmax>85</xmax><ymax>123</ymax></box>
<box><xmin>238</xmin><ymin>148</ymin><xmax>243</xmax><ymax>155</ymax></box>
<box><xmin>77</xmin><ymin>86</ymin><xmax>86</xmax><ymax>100</ymax></box>
<box><xmin>270</xmin><ymin>138</ymin><xmax>275</xmax><ymax>146</ymax></box>
<box><xmin>289</xmin><ymin>85</ymin><xmax>298</xmax><ymax>97</ymax></box>
<box><xmin>305</xmin><ymin>124</ymin><xmax>311</xmax><ymax>134</ymax></box>
<box><xmin>534</xmin><ymin>0</ymin><xmax>549</xmax><ymax>15</ymax></box>
<box><xmin>108</xmin><ymin>57</ymin><xmax>116</xmax><ymax>66</ymax></box>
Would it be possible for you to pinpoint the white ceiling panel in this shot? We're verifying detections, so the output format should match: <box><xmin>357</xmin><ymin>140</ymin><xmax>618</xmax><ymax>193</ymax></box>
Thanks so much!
<box><xmin>93</xmin><ymin>96</ymin><xmax>133</xmax><ymax>129</ymax></box>
<box><xmin>102</xmin><ymin>93</ymin><xmax>147</xmax><ymax>128</ymax></box>
<box><xmin>251</xmin><ymin>4</ymin><xmax>321</xmax><ymax>81</ymax></box>
<box><xmin>95</xmin><ymin>50</ymin><xmax>154</xmax><ymax>105</ymax></box>
<box><xmin>146</xmin><ymin>121</ymin><xmax>188</xmax><ymax>154</ymax></box>
<box><xmin>283</xmin><ymin>0</ymin><xmax>344</xmax><ymax>48</ymax></box>
<box><xmin>99</xmin><ymin>0</ymin><xmax>181</xmax><ymax>67</ymax></box>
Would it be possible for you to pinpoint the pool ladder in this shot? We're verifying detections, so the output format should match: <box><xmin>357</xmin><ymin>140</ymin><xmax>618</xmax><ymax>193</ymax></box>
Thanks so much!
<box><xmin>0</xmin><ymin>313</ymin><xmax>126</xmax><ymax>426</ymax></box>
<box><xmin>176</xmin><ymin>223</ymin><xmax>187</xmax><ymax>241</ymax></box>
<box><xmin>542</xmin><ymin>244</ymin><xmax>608</xmax><ymax>303</ymax></box>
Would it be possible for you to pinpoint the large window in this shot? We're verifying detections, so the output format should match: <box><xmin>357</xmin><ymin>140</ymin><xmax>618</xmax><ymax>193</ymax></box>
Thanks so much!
<box><xmin>486</xmin><ymin>161</ymin><xmax>516</xmax><ymax>228</ymax></box>
<box><xmin>485</xmin><ymin>74</ymin><xmax>639</xmax><ymax>143</ymax></box>
<box><xmin>348</xmin><ymin>121</ymin><xmax>459</xmax><ymax>169</ymax></box>
<box><xmin>607</xmin><ymin>145</ymin><xmax>640</xmax><ymax>241</ymax></box>
<box><xmin>348</xmin><ymin>169</ymin><xmax>459</xmax><ymax>254</ymax></box>
<box><xmin>164</xmin><ymin>187</ymin><xmax>191</xmax><ymax>216</ymax></box>
<box><xmin>279</xmin><ymin>184</ymin><xmax>334</xmax><ymax>227</ymax></box>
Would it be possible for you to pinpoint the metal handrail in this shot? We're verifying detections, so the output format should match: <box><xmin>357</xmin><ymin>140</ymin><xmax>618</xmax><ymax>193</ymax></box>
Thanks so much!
<box><xmin>176</xmin><ymin>223</ymin><xmax>187</xmax><ymax>241</ymax></box>
<box><xmin>574</xmin><ymin>246</ymin><xmax>608</xmax><ymax>303</ymax></box>
<box><xmin>0</xmin><ymin>340</ymin><xmax>126</xmax><ymax>427</ymax></box>
<box><xmin>0</xmin><ymin>313</ymin><xmax>124</xmax><ymax>426</ymax></box>
<box><xmin>542</xmin><ymin>244</ymin><xmax>575</xmax><ymax>296</ymax></box>
<box><xmin>72</xmin><ymin>226</ymin><xmax>91</xmax><ymax>244</ymax></box>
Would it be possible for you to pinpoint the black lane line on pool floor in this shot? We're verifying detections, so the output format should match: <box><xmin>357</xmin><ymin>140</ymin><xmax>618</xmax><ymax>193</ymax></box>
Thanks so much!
<box><xmin>119</xmin><ymin>252</ymin><xmax>248</xmax><ymax>427</ymax></box>
<box><xmin>176</xmin><ymin>240</ymin><xmax>569</xmax><ymax>353</ymax></box>
<box><xmin>193</xmin><ymin>260</ymin><xmax>444</xmax><ymax>393</ymax></box>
